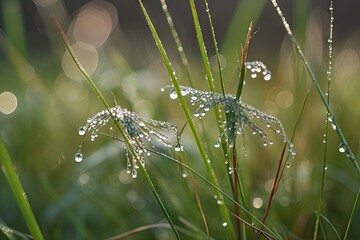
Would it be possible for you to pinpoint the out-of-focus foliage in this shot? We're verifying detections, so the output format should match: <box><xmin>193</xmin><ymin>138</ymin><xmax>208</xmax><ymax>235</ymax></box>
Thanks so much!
<box><xmin>0</xmin><ymin>0</ymin><xmax>359</xmax><ymax>239</ymax></box>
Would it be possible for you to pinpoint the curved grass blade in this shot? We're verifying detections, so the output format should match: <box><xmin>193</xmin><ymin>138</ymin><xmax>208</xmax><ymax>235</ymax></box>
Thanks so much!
<box><xmin>270</xmin><ymin>0</ymin><xmax>360</xmax><ymax>175</ymax></box>
<box><xmin>0</xmin><ymin>138</ymin><xmax>44</xmax><ymax>240</ymax></box>
<box><xmin>53</xmin><ymin>17</ymin><xmax>181</xmax><ymax>240</ymax></box>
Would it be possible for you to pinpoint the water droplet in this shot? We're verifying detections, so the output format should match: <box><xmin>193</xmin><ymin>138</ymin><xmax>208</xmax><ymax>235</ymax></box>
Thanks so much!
<box><xmin>217</xmin><ymin>200</ymin><xmax>223</xmax><ymax>205</ymax></box>
<box><xmin>331</xmin><ymin>123</ymin><xmax>337</xmax><ymax>130</ymax></box>
<box><xmin>182</xmin><ymin>172</ymin><xmax>188</xmax><ymax>178</ymax></box>
<box><xmin>214</xmin><ymin>140</ymin><xmax>220</xmax><ymax>148</ymax></box>
<box><xmin>222</xmin><ymin>222</ymin><xmax>228</xmax><ymax>227</ymax></box>
<box><xmin>169</xmin><ymin>89</ymin><xmax>178</xmax><ymax>99</ymax></box>
<box><xmin>78</xmin><ymin>127</ymin><xmax>86</xmax><ymax>136</ymax></box>
<box><xmin>132</xmin><ymin>169</ymin><xmax>138</xmax><ymax>178</ymax></box>
<box><xmin>324</xmin><ymin>166</ymin><xmax>328</xmax><ymax>170</ymax></box>
<box><xmin>251</xmin><ymin>73</ymin><xmax>257</xmax><ymax>78</ymax></box>
<box><xmin>264</xmin><ymin>73</ymin><xmax>271</xmax><ymax>81</ymax></box>
<box><xmin>160</xmin><ymin>88</ymin><xmax>165</xmax><ymax>92</ymax></box>
<box><xmin>75</xmin><ymin>153</ymin><xmax>83</xmax><ymax>162</ymax></box>
<box><xmin>174</xmin><ymin>144</ymin><xmax>183</xmax><ymax>152</ymax></box>
<box><xmin>338</xmin><ymin>143</ymin><xmax>346</xmax><ymax>153</ymax></box>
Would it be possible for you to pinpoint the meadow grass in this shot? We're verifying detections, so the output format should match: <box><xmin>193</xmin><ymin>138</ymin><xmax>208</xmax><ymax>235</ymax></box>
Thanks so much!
<box><xmin>0</xmin><ymin>0</ymin><xmax>359</xmax><ymax>239</ymax></box>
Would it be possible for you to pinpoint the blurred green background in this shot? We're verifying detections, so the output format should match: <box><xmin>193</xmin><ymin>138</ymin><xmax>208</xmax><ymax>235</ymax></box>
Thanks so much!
<box><xmin>0</xmin><ymin>0</ymin><xmax>359</xmax><ymax>239</ymax></box>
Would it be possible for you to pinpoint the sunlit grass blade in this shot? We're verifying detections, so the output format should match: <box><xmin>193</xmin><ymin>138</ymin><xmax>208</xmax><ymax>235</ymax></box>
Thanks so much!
<box><xmin>53</xmin><ymin>17</ymin><xmax>181</xmax><ymax>240</ymax></box>
<box><xmin>270</xmin><ymin>0</ymin><xmax>360</xmax><ymax>175</ymax></box>
<box><xmin>138</xmin><ymin>0</ymin><xmax>234</xmax><ymax>238</ymax></box>
<box><xmin>0</xmin><ymin>138</ymin><xmax>44</xmax><ymax>240</ymax></box>
<box><xmin>160</xmin><ymin>0</ymin><xmax>194</xmax><ymax>87</ymax></box>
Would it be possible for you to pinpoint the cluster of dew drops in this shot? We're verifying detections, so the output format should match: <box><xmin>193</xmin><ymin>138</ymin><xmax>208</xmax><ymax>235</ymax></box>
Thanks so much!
<box><xmin>74</xmin><ymin>106</ymin><xmax>183</xmax><ymax>178</ymax></box>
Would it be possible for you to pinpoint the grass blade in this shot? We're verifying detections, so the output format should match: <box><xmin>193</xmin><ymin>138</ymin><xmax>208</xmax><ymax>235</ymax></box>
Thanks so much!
<box><xmin>343</xmin><ymin>187</ymin><xmax>360</xmax><ymax>240</ymax></box>
<box><xmin>314</xmin><ymin>2</ymin><xmax>334</xmax><ymax>238</ymax></box>
<box><xmin>0</xmin><ymin>138</ymin><xmax>44</xmax><ymax>240</ymax></box>
<box><xmin>270</xmin><ymin>0</ymin><xmax>360</xmax><ymax>175</ymax></box>
<box><xmin>53</xmin><ymin>17</ymin><xmax>181</xmax><ymax>240</ymax></box>
<box><xmin>138</xmin><ymin>1</ymin><xmax>235</xmax><ymax>238</ymax></box>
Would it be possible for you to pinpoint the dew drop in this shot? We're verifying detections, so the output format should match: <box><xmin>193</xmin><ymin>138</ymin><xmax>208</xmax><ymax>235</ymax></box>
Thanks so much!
<box><xmin>131</xmin><ymin>169</ymin><xmax>138</xmax><ymax>178</ymax></box>
<box><xmin>338</xmin><ymin>143</ymin><xmax>346</xmax><ymax>153</ymax></box>
<box><xmin>174</xmin><ymin>144</ymin><xmax>183</xmax><ymax>152</ymax></box>
<box><xmin>264</xmin><ymin>73</ymin><xmax>271</xmax><ymax>81</ymax></box>
<box><xmin>331</xmin><ymin>123</ymin><xmax>337</xmax><ymax>130</ymax></box>
<box><xmin>222</xmin><ymin>222</ymin><xmax>228</xmax><ymax>227</ymax></box>
<box><xmin>78</xmin><ymin>127</ymin><xmax>86</xmax><ymax>136</ymax></box>
<box><xmin>75</xmin><ymin>153</ymin><xmax>83</xmax><ymax>162</ymax></box>
<box><xmin>251</xmin><ymin>73</ymin><xmax>257</xmax><ymax>78</ymax></box>
<box><xmin>182</xmin><ymin>172</ymin><xmax>188</xmax><ymax>178</ymax></box>
<box><xmin>214</xmin><ymin>141</ymin><xmax>220</xmax><ymax>148</ymax></box>
<box><xmin>169</xmin><ymin>89</ymin><xmax>178</xmax><ymax>99</ymax></box>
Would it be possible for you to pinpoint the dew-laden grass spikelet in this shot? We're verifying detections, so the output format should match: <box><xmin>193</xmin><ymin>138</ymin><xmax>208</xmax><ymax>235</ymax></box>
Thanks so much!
<box><xmin>165</xmin><ymin>85</ymin><xmax>296</xmax><ymax>166</ymax></box>
<box><xmin>75</xmin><ymin>105</ymin><xmax>180</xmax><ymax>178</ymax></box>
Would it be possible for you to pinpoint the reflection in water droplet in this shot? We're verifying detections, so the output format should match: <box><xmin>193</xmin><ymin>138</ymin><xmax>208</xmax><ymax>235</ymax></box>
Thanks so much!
<box><xmin>75</xmin><ymin>153</ymin><xmax>83</xmax><ymax>162</ymax></box>
<box><xmin>170</xmin><ymin>91</ymin><xmax>178</xmax><ymax>99</ymax></box>
<box><xmin>132</xmin><ymin>169</ymin><xmax>138</xmax><ymax>178</ymax></box>
<box><xmin>264</xmin><ymin>73</ymin><xmax>271</xmax><ymax>81</ymax></box>
<box><xmin>78</xmin><ymin>127</ymin><xmax>86</xmax><ymax>136</ymax></box>
<box><xmin>338</xmin><ymin>143</ymin><xmax>346</xmax><ymax>153</ymax></box>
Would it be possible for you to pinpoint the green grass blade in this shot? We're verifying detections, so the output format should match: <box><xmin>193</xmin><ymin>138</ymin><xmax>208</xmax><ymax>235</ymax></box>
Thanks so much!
<box><xmin>314</xmin><ymin>2</ymin><xmax>334</xmax><ymax>238</ymax></box>
<box><xmin>343</xmin><ymin>187</ymin><xmax>360</xmax><ymax>240</ymax></box>
<box><xmin>53</xmin><ymin>17</ymin><xmax>181</xmax><ymax>240</ymax></box>
<box><xmin>270</xmin><ymin>0</ymin><xmax>360</xmax><ymax>175</ymax></box>
<box><xmin>0</xmin><ymin>138</ymin><xmax>44</xmax><ymax>240</ymax></box>
<box><xmin>138</xmin><ymin>1</ymin><xmax>236</xmax><ymax>238</ymax></box>
<box><xmin>203</xmin><ymin>0</ymin><xmax>225</xmax><ymax>95</ymax></box>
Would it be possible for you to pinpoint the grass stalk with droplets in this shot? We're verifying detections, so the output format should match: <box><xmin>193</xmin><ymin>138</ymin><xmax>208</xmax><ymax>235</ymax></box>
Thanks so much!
<box><xmin>270</xmin><ymin>0</ymin><xmax>360</xmax><ymax>175</ymax></box>
<box><xmin>314</xmin><ymin>1</ymin><xmax>334</xmax><ymax>238</ymax></box>
<box><xmin>139</xmin><ymin>0</ymin><xmax>235</xmax><ymax>238</ymax></box>
<box><xmin>0</xmin><ymin>137</ymin><xmax>44</xmax><ymax>240</ymax></box>
<box><xmin>53</xmin><ymin>17</ymin><xmax>181</xmax><ymax>240</ymax></box>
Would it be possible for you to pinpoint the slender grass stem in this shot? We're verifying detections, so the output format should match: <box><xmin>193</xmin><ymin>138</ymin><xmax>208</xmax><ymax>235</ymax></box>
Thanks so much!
<box><xmin>236</xmin><ymin>22</ymin><xmax>252</xmax><ymax>100</ymax></box>
<box><xmin>0</xmin><ymin>138</ymin><xmax>44</xmax><ymax>240</ymax></box>
<box><xmin>314</xmin><ymin>2</ymin><xmax>334</xmax><ymax>238</ymax></box>
<box><xmin>53</xmin><ymin>17</ymin><xmax>181</xmax><ymax>240</ymax></box>
<box><xmin>270</xmin><ymin>0</ymin><xmax>360</xmax><ymax>175</ymax></box>
<box><xmin>160</xmin><ymin>0</ymin><xmax>194</xmax><ymax>87</ymax></box>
